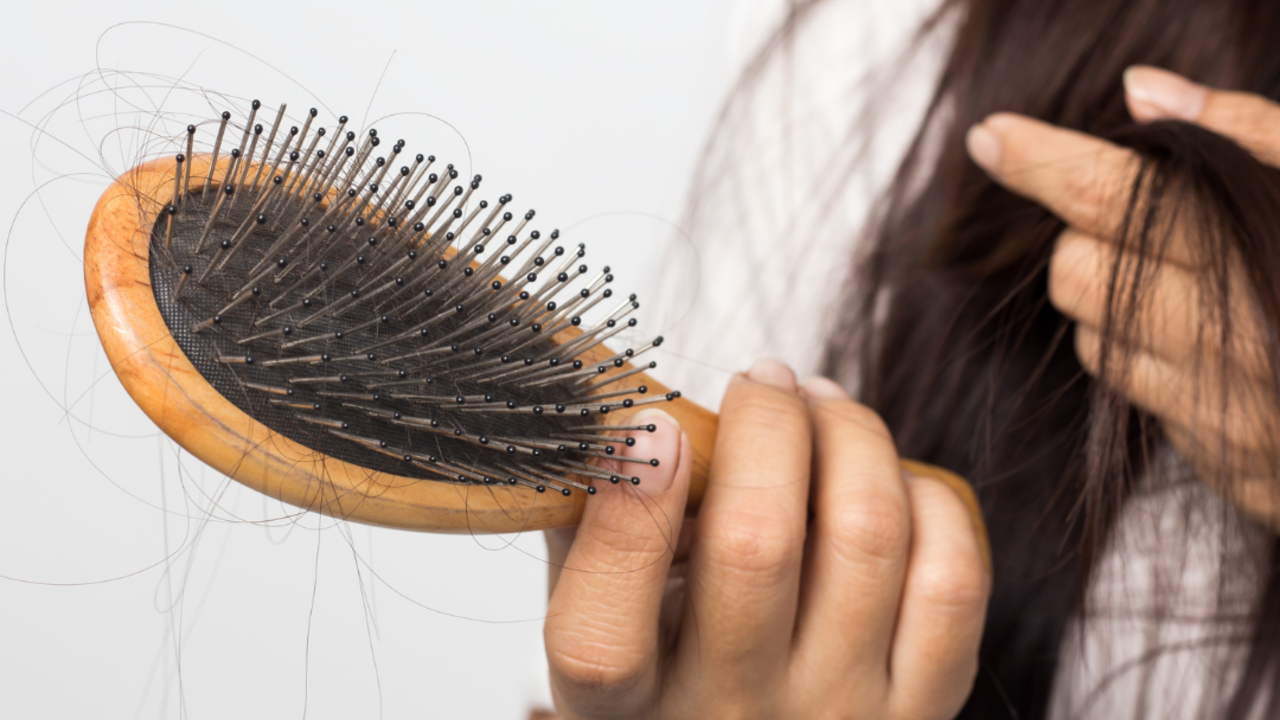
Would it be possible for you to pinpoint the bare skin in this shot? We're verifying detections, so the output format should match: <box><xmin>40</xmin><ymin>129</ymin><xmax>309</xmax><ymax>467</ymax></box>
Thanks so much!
<box><xmin>543</xmin><ymin>362</ymin><xmax>989</xmax><ymax>719</ymax></box>
<box><xmin>967</xmin><ymin>66</ymin><xmax>1280</xmax><ymax>530</ymax></box>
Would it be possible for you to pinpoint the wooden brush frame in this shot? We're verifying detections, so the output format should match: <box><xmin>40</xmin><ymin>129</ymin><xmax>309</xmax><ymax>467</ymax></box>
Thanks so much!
<box><xmin>86</xmin><ymin>157</ymin><xmax>984</xmax><ymax>554</ymax></box>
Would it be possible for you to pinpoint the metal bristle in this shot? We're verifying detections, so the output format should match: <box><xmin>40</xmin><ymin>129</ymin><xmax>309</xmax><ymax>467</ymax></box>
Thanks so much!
<box><xmin>147</xmin><ymin>102</ymin><xmax>673</xmax><ymax>495</ymax></box>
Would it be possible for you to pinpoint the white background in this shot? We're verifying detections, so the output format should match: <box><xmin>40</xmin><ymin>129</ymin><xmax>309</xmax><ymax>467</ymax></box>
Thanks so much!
<box><xmin>0</xmin><ymin>2</ymin><xmax>743</xmax><ymax>717</ymax></box>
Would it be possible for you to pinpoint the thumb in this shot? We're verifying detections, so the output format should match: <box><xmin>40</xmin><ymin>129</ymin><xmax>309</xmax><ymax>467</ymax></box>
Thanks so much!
<box><xmin>544</xmin><ymin>408</ymin><xmax>691</xmax><ymax>716</ymax></box>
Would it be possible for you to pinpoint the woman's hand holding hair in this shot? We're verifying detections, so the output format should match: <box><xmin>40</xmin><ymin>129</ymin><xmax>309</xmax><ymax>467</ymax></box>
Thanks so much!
<box><xmin>965</xmin><ymin>67</ymin><xmax>1280</xmax><ymax>529</ymax></box>
<box><xmin>542</xmin><ymin>359</ymin><xmax>990</xmax><ymax>719</ymax></box>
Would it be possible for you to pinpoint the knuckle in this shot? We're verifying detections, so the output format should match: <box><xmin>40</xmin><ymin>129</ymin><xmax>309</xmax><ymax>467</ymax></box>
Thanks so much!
<box><xmin>1059</xmin><ymin>170</ymin><xmax>1105</xmax><ymax>220</ymax></box>
<box><xmin>912</xmin><ymin>551</ymin><xmax>989</xmax><ymax>612</ymax></box>
<box><xmin>825</xmin><ymin>490</ymin><xmax>910</xmax><ymax>565</ymax></box>
<box><xmin>1060</xmin><ymin>157</ymin><xmax>1128</xmax><ymax>230</ymax></box>
<box><xmin>726</xmin><ymin>384</ymin><xmax>809</xmax><ymax>430</ymax></box>
<box><xmin>575</xmin><ymin>523</ymin><xmax>668</xmax><ymax>574</ymax></box>
<box><xmin>814</xmin><ymin>399</ymin><xmax>893</xmax><ymax>444</ymax></box>
<box><xmin>1048</xmin><ymin>236</ymin><xmax>1097</xmax><ymax>316</ymax></box>
<box><xmin>1223</xmin><ymin>404</ymin><xmax>1279</xmax><ymax>454</ymax></box>
<box><xmin>703</xmin><ymin>510</ymin><xmax>801</xmax><ymax>582</ymax></box>
<box><xmin>546</xmin><ymin>634</ymin><xmax>649</xmax><ymax>700</ymax></box>
<box><xmin>1073</xmin><ymin>326</ymin><xmax>1101</xmax><ymax>374</ymax></box>
<box><xmin>1047</xmin><ymin>249</ymin><xmax>1078</xmax><ymax>314</ymax></box>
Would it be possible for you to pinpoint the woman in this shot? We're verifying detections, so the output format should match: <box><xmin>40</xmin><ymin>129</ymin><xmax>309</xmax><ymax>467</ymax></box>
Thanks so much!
<box><xmin>542</xmin><ymin>0</ymin><xmax>1280</xmax><ymax>718</ymax></box>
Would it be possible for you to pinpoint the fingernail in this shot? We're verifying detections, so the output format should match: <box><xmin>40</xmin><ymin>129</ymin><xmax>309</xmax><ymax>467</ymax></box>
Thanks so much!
<box><xmin>965</xmin><ymin>122</ymin><xmax>1002</xmax><ymax>174</ymax></box>
<box><xmin>1123</xmin><ymin>66</ymin><xmax>1206</xmax><ymax>121</ymax></box>
<box><xmin>800</xmin><ymin>376</ymin><xmax>850</xmax><ymax>401</ymax></box>
<box><xmin>746</xmin><ymin>358</ymin><xmax>796</xmax><ymax>389</ymax></box>
<box><xmin>624</xmin><ymin>408</ymin><xmax>681</xmax><ymax>492</ymax></box>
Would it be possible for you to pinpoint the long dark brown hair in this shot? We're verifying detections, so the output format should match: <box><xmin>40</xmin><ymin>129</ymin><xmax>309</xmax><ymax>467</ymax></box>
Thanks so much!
<box><xmin>687</xmin><ymin>0</ymin><xmax>1280</xmax><ymax>718</ymax></box>
<box><xmin>827</xmin><ymin>0</ymin><xmax>1280</xmax><ymax>717</ymax></box>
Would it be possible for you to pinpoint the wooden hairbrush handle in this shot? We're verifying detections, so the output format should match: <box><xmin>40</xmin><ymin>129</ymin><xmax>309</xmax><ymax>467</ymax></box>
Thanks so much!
<box><xmin>87</xmin><ymin>157</ymin><xmax>986</xmax><ymax>558</ymax></box>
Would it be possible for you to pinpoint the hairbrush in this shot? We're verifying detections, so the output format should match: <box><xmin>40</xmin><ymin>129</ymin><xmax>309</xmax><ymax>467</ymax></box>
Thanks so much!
<box><xmin>85</xmin><ymin>101</ymin><xmax>984</xmax><ymax>540</ymax></box>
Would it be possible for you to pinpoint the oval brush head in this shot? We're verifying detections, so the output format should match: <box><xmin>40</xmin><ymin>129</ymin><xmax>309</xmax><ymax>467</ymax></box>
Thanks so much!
<box><xmin>85</xmin><ymin>100</ymin><xmax>983</xmax><ymax>547</ymax></box>
<box><xmin>87</xmin><ymin>101</ymin><xmax>715</xmax><ymax>533</ymax></box>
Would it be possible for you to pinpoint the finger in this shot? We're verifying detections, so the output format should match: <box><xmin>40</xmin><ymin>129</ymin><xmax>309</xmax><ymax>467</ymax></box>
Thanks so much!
<box><xmin>790</xmin><ymin>377</ymin><xmax>911</xmax><ymax>691</ymax></box>
<box><xmin>545</xmin><ymin>526</ymin><xmax>577</xmax><ymax>595</ymax></box>
<box><xmin>899</xmin><ymin>459</ymin><xmax>990</xmax><ymax>573</ymax></box>
<box><xmin>1074</xmin><ymin>324</ymin><xmax>1280</xmax><ymax>458</ymax></box>
<box><xmin>888</xmin><ymin>475</ymin><xmax>990</xmax><ymax>720</ymax></box>
<box><xmin>1162</xmin><ymin>423</ymin><xmax>1280</xmax><ymax>532</ymax></box>
<box><xmin>1049</xmin><ymin>230</ymin><xmax>1270</xmax><ymax>377</ymax></box>
<box><xmin>966</xmin><ymin>113</ymin><xmax>1147</xmax><ymax>245</ymax></box>
<box><xmin>1124</xmin><ymin>65</ymin><xmax>1280</xmax><ymax>168</ymax></box>
<box><xmin>1162</xmin><ymin>422</ymin><xmax>1280</xmax><ymax>488</ymax></box>
<box><xmin>544</xmin><ymin>409</ymin><xmax>692</xmax><ymax>718</ymax></box>
<box><xmin>675</xmin><ymin>359</ymin><xmax>811</xmax><ymax>699</ymax></box>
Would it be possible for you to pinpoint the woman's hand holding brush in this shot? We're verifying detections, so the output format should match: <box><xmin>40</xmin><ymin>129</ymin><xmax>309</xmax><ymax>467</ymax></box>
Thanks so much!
<box><xmin>543</xmin><ymin>360</ymin><xmax>991</xmax><ymax>719</ymax></box>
